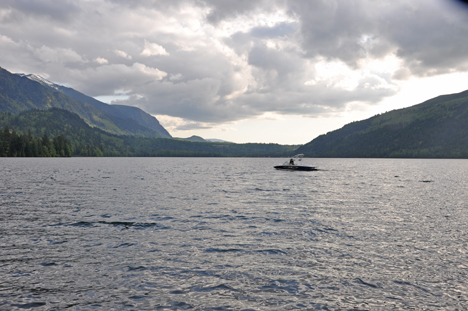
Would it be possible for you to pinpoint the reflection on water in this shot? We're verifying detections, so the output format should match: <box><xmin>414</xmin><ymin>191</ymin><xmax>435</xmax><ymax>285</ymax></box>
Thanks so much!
<box><xmin>1</xmin><ymin>157</ymin><xmax>467</xmax><ymax>310</ymax></box>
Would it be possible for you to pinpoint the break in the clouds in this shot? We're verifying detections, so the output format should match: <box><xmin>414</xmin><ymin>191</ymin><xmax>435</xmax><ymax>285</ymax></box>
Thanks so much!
<box><xmin>1</xmin><ymin>0</ymin><xmax>468</xmax><ymax>130</ymax></box>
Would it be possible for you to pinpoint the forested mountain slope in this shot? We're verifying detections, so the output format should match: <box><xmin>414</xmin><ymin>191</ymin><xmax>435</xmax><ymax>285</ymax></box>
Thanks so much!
<box><xmin>0</xmin><ymin>108</ymin><xmax>297</xmax><ymax>157</ymax></box>
<box><xmin>0</xmin><ymin>67</ymin><xmax>169</xmax><ymax>138</ymax></box>
<box><xmin>297</xmin><ymin>90</ymin><xmax>468</xmax><ymax>158</ymax></box>
<box><xmin>18</xmin><ymin>73</ymin><xmax>171</xmax><ymax>138</ymax></box>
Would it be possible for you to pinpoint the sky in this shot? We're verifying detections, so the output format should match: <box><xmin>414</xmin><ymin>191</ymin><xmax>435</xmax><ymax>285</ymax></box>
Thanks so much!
<box><xmin>1</xmin><ymin>0</ymin><xmax>468</xmax><ymax>144</ymax></box>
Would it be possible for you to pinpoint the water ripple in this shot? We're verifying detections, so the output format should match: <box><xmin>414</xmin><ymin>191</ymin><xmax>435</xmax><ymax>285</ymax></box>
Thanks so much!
<box><xmin>1</xmin><ymin>158</ymin><xmax>467</xmax><ymax>310</ymax></box>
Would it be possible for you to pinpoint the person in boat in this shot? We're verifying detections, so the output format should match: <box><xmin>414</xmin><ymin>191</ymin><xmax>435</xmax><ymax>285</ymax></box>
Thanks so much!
<box><xmin>289</xmin><ymin>158</ymin><xmax>294</xmax><ymax>165</ymax></box>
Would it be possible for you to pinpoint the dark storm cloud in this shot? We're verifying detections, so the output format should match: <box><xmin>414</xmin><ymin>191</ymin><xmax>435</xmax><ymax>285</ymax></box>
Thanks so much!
<box><xmin>288</xmin><ymin>0</ymin><xmax>468</xmax><ymax>76</ymax></box>
<box><xmin>386</xmin><ymin>2</ymin><xmax>468</xmax><ymax>76</ymax></box>
<box><xmin>290</xmin><ymin>0</ymin><xmax>373</xmax><ymax>66</ymax></box>
<box><xmin>1</xmin><ymin>0</ymin><xmax>467</xmax><ymax>126</ymax></box>
<box><xmin>200</xmin><ymin>0</ymin><xmax>269</xmax><ymax>24</ymax></box>
<box><xmin>105</xmin><ymin>0</ymin><xmax>188</xmax><ymax>12</ymax></box>
<box><xmin>250</xmin><ymin>22</ymin><xmax>297</xmax><ymax>38</ymax></box>
<box><xmin>451</xmin><ymin>0</ymin><xmax>468</xmax><ymax>8</ymax></box>
<box><xmin>0</xmin><ymin>0</ymin><xmax>81</xmax><ymax>22</ymax></box>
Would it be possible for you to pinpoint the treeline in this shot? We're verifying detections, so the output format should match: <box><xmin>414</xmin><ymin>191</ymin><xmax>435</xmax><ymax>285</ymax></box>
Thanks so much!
<box><xmin>0</xmin><ymin>126</ymin><xmax>72</xmax><ymax>157</ymax></box>
<box><xmin>298</xmin><ymin>117</ymin><xmax>468</xmax><ymax>158</ymax></box>
<box><xmin>0</xmin><ymin>109</ymin><xmax>297</xmax><ymax>157</ymax></box>
<box><xmin>297</xmin><ymin>91</ymin><xmax>468</xmax><ymax>158</ymax></box>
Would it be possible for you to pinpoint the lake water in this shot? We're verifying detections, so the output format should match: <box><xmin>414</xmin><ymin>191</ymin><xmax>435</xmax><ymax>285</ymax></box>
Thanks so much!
<box><xmin>0</xmin><ymin>157</ymin><xmax>467</xmax><ymax>310</ymax></box>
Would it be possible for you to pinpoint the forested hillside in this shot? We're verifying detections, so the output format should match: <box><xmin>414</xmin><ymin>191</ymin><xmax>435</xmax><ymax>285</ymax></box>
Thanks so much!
<box><xmin>0</xmin><ymin>125</ymin><xmax>71</xmax><ymax>157</ymax></box>
<box><xmin>297</xmin><ymin>90</ymin><xmax>468</xmax><ymax>158</ymax></box>
<box><xmin>0</xmin><ymin>67</ymin><xmax>169</xmax><ymax>138</ymax></box>
<box><xmin>0</xmin><ymin>109</ymin><xmax>297</xmax><ymax>157</ymax></box>
<box><xmin>19</xmin><ymin>73</ymin><xmax>171</xmax><ymax>138</ymax></box>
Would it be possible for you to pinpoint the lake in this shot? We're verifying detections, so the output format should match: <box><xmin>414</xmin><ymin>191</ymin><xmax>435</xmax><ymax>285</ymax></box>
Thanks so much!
<box><xmin>1</xmin><ymin>157</ymin><xmax>467</xmax><ymax>310</ymax></box>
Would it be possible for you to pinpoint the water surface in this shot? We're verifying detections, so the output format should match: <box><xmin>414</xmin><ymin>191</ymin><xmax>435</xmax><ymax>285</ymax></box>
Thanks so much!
<box><xmin>1</xmin><ymin>158</ymin><xmax>467</xmax><ymax>310</ymax></box>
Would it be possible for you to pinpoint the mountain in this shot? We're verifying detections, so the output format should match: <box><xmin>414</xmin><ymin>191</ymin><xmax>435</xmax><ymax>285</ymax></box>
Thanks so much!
<box><xmin>297</xmin><ymin>89</ymin><xmax>468</xmax><ymax>158</ymax></box>
<box><xmin>175</xmin><ymin>135</ymin><xmax>207</xmax><ymax>142</ymax></box>
<box><xmin>18</xmin><ymin>73</ymin><xmax>171</xmax><ymax>138</ymax></box>
<box><xmin>174</xmin><ymin>136</ymin><xmax>232</xmax><ymax>143</ymax></box>
<box><xmin>0</xmin><ymin>108</ymin><xmax>298</xmax><ymax>157</ymax></box>
<box><xmin>0</xmin><ymin>107</ymin><xmax>142</xmax><ymax>157</ymax></box>
<box><xmin>206</xmin><ymin>138</ymin><xmax>232</xmax><ymax>143</ymax></box>
<box><xmin>111</xmin><ymin>105</ymin><xmax>171</xmax><ymax>138</ymax></box>
<box><xmin>0</xmin><ymin>67</ymin><xmax>170</xmax><ymax>138</ymax></box>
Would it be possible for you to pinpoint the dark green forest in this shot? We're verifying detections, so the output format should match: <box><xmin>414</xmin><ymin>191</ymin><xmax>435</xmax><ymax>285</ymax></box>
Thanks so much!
<box><xmin>297</xmin><ymin>90</ymin><xmax>468</xmax><ymax>158</ymax></box>
<box><xmin>0</xmin><ymin>125</ymin><xmax>71</xmax><ymax>157</ymax></box>
<box><xmin>0</xmin><ymin>67</ymin><xmax>169</xmax><ymax>138</ymax></box>
<box><xmin>0</xmin><ymin>108</ymin><xmax>297</xmax><ymax>157</ymax></box>
<box><xmin>4</xmin><ymin>66</ymin><xmax>468</xmax><ymax>158</ymax></box>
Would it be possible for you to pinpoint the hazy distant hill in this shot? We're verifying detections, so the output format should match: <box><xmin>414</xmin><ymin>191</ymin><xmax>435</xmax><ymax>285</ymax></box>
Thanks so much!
<box><xmin>0</xmin><ymin>67</ymin><xmax>170</xmax><ymax>138</ymax></box>
<box><xmin>175</xmin><ymin>136</ymin><xmax>232</xmax><ymax>143</ymax></box>
<box><xmin>175</xmin><ymin>135</ymin><xmax>207</xmax><ymax>142</ymax></box>
<box><xmin>206</xmin><ymin>138</ymin><xmax>232</xmax><ymax>143</ymax></box>
<box><xmin>297</xmin><ymin>90</ymin><xmax>468</xmax><ymax>158</ymax></box>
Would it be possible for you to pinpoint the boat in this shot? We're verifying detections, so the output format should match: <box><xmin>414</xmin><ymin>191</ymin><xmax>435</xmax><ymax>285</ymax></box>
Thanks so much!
<box><xmin>274</xmin><ymin>154</ymin><xmax>317</xmax><ymax>171</ymax></box>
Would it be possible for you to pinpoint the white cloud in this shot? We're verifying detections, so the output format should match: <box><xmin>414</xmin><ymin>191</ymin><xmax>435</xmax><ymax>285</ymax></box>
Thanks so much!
<box><xmin>141</xmin><ymin>40</ymin><xmax>169</xmax><ymax>56</ymax></box>
<box><xmin>35</xmin><ymin>45</ymin><xmax>85</xmax><ymax>63</ymax></box>
<box><xmin>2</xmin><ymin>0</ymin><xmax>468</xmax><ymax>143</ymax></box>
<box><xmin>152</xmin><ymin>114</ymin><xmax>212</xmax><ymax>132</ymax></box>
<box><xmin>0</xmin><ymin>34</ymin><xmax>15</xmax><ymax>45</ymax></box>
<box><xmin>114</xmin><ymin>49</ymin><xmax>132</xmax><ymax>60</ymax></box>
<box><xmin>94</xmin><ymin>57</ymin><xmax>108</xmax><ymax>64</ymax></box>
<box><xmin>131</xmin><ymin>62</ymin><xmax>167</xmax><ymax>79</ymax></box>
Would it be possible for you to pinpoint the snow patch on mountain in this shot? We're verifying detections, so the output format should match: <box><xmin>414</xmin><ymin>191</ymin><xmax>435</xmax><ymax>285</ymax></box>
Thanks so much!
<box><xmin>16</xmin><ymin>73</ymin><xmax>59</xmax><ymax>90</ymax></box>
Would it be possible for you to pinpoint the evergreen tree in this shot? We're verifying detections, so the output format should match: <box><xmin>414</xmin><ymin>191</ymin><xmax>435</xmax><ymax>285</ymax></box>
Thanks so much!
<box><xmin>2</xmin><ymin>126</ymin><xmax>10</xmax><ymax>156</ymax></box>
<box><xmin>0</xmin><ymin>125</ymin><xmax>72</xmax><ymax>157</ymax></box>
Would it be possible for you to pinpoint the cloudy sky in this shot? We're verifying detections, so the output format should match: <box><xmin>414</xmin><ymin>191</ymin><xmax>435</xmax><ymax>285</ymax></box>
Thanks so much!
<box><xmin>1</xmin><ymin>0</ymin><xmax>468</xmax><ymax>144</ymax></box>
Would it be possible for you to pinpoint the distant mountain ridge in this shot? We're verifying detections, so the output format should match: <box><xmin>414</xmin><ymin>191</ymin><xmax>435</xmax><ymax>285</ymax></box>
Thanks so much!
<box><xmin>19</xmin><ymin>74</ymin><xmax>171</xmax><ymax>138</ymax></box>
<box><xmin>0</xmin><ymin>67</ymin><xmax>171</xmax><ymax>138</ymax></box>
<box><xmin>297</xmin><ymin>89</ymin><xmax>468</xmax><ymax>158</ymax></box>
<box><xmin>0</xmin><ymin>108</ymin><xmax>297</xmax><ymax>157</ymax></box>
<box><xmin>175</xmin><ymin>135</ymin><xmax>207</xmax><ymax>142</ymax></box>
<box><xmin>6</xmin><ymin>67</ymin><xmax>468</xmax><ymax>158</ymax></box>
<box><xmin>174</xmin><ymin>136</ymin><xmax>232</xmax><ymax>143</ymax></box>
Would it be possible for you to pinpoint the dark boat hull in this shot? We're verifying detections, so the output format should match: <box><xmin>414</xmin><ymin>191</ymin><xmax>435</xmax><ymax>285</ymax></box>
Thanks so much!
<box><xmin>274</xmin><ymin>165</ymin><xmax>317</xmax><ymax>171</ymax></box>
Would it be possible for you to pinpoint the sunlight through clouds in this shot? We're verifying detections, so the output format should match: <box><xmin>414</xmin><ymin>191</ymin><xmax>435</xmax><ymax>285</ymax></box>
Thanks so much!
<box><xmin>1</xmin><ymin>0</ymin><xmax>468</xmax><ymax>143</ymax></box>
